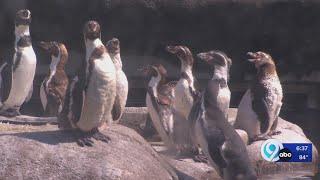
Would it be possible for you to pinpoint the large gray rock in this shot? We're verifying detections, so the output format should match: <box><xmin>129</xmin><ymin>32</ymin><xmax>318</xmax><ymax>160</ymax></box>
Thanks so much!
<box><xmin>0</xmin><ymin>123</ymin><xmax>178</xmax><ymax>180</ymax></box>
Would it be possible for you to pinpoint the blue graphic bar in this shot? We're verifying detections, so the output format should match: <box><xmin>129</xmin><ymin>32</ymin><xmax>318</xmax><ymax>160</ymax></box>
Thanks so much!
<box><xmin>278</xmin><ymin>143</ymin><xmax>312</xmax><ymax>162</ymax></box>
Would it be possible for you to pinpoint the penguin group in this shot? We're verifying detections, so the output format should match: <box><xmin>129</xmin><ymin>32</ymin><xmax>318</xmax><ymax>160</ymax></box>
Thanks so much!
<box><xmin>0</xmin><ymin>10</ymin><xmax>128</xmax><ymax>146</ymax></box>
<box><xmin>0</xmin><ymin>9</ymin><xmax>287</xmax><ymax>180</ymax></box>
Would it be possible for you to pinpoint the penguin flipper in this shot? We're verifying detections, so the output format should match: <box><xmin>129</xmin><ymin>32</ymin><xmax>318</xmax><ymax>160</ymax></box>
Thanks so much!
<box><xmin>44</xmin><ymin>93</ymin><xmax>60</xmax><ymax>116</ymax></box>
<box><xmin>252</xmin><ymin>96</ymin><xmax>270</xmax><ymax>134</ymax></box>
<box><xmin>0</xmin><ymin>62</ymin><xmax>12</xmax><ymax>102</ymax></box>
<box><xmin>68</xmin><ymin>76</ymin><xmax>85</xmax><ymax>125</ymax></box>
<box><xmin>25</xmin><ymin>83</ymin><xmax>33</xmax><ymax>102</ymax></box>
<box><xmin>112</xmin><ymin>95</ymin><xmax>122</xmax><ymax>121</ymax></box>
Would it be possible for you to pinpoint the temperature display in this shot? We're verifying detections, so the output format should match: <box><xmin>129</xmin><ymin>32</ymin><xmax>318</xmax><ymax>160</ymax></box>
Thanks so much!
<box><xmin>279</xmin><ymin>143</ymin><xmax>313</xmax><ymax>162</ymax></box>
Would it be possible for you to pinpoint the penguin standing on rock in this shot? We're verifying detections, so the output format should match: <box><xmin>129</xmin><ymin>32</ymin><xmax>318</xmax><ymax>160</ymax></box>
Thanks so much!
<box><xmin>0</xmin><ymin>9</ymin><xmax>36</xmax><ymax>117</ymax></box>
<box><xmin>106</xmin><ymin>38</ymin><xmax>128</xmax><ymax>123</ymax></box>
<box><xmin>39</xmin><ymin>41</ymin><xmax>69</xmax><ymax>117</ymax></box>
<box><xmin>234</xmin><ymin>51</ymin><xmax>283</xmax><ymax>142</ymax></box>
<box><xmin>166</xmin><ymin>45</ymin><xmax>200</xmax><ymax>156</ymax></box>
<box><xmin>190</xmin><ymin>50</ymin><xmax>257</xmax><ymax>180</ymax></box>
<box><xmin>58</xmin><ymin>21</ymin><xmax>116</xmax><ymax>147</ymax></box>
<box><xmin>140</xmin><ymin>64</ymin><xmax>177</xmax><ymax>150</ymax></box>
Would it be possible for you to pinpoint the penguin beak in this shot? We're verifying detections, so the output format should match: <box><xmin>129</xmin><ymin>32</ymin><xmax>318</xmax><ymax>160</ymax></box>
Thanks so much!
<box><xmin>39</xmin><ymin>41</ymin><xmax>51</xmax><ymax>51</ymax></box>
<box><xmin>247</xmin><ymin>52</ymin><xmax>259</xmax><ymax>62</ymax></box>
<box><xmin>138</xmin><ymin>65</ymin><xmax>151</xmax><ymax>76</ymax></box>
<box><xmin>166</xmin><ymin>45</ymin><xmax>178</xmax><ymax>54</ymax></box>
<box><xmin>197</xmin><ymin>52</ymin><xmax>212</xmax><ymax>64</ymax></box>
<box><xmin>111</xmin><ymin>38</ymin><xmax>120</xmax><ymax>46</ymax></box>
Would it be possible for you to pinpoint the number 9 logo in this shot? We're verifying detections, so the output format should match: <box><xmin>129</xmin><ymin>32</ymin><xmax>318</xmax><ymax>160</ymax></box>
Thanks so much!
<box><xmin>261</xmin><ymin>139</ymin><xmax>284</xmax><ymax>162</ymax></box>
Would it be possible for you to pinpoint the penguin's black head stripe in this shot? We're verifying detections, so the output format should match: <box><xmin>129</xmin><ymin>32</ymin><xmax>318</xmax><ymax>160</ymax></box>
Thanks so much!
<box><xmin>166</xmin><ymin>45</ymin><xmax>193</xmax><ymax>65</ymax></box>
<box><xmin>197</xmin><ymin>50</ymin><xmax>231</xmax><ymax>68</ymax></box>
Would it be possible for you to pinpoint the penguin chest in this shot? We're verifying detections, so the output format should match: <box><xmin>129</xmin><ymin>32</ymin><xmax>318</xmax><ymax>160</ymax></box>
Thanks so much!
<box><xmin>217</xmin><ymin>87</ymin><xmax>231</xmax><ymax>113</ymax></box>
<box><xmin>76</xmin><ymin>58</ymin><xmax>116</xmax><ymax>132</ymax></box>
<box><xmin>173</xmin><ymin>79</ymin><xmax>193</xmax><ymax>117</ymax></box>
<box><xmin>234</xmin><ymin>90</ymin><xmax>260</xmax><ymax>138</ymax></box>
<box><xmin>146</xmin><ymin>93</ymin><xmax>174</xmax><ymax>147</ymax></box>
<box><xmin>5</xmin><ymin>47</ymin><xmax>36</xmax><ymax>107</ymax></box>
<box><xmin>262</xmin><ymin>78</ymin><xmax>283</xmax><ymax>114</ymax></box>
<box><xmin>116</xmin><ymin>70</ymin><xmax>128</xmax><ymax>110</ymax></box>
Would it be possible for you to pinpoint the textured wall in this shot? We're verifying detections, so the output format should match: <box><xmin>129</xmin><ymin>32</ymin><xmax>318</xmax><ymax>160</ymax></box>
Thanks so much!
<box><xmin>0</xmin><ymin>0</ymin><xmax>320</xmax><ymax>79</ymax></box>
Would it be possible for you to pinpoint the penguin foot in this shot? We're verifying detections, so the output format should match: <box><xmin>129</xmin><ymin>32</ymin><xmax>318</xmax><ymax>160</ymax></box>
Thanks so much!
<box><xmin>75</xmin><ymin>128</ymin><xmax>110</xmax><ymax>147</ymax></box>
<box><xmin>268</xmin><ymin>130</ymin><xmax>281</xmax><ymax>136</ymax></box>
<box><xmin>77</xmin><ymin>136</ymin><xmax>94</xmax><ymax>147</ymax></box>
<box><xmin>91</xmin><ymin>129</ymin><xmax>111</xmax><ymax>143</ymax></box>
<box><xmin>192</xmin><ymin>154</ymin><xmax>208</xmax><ymax>163</ymax></box>
<box><xmin>0</xmin><ymin>109</ymin><xmax>21</xmax><ymax>117</ymax></box>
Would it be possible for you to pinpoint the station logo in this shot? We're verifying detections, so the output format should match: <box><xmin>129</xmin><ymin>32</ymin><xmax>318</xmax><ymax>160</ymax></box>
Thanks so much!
<box><xmin>260</xmin><ymin>139</ymin><xmax>312</xmax><ymax>162</ymax></box>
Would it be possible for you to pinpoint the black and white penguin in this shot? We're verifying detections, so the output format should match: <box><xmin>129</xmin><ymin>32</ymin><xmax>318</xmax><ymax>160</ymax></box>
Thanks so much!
<box><xmin>106</xmin><ymin>38</ymin><xmax>128</xmax><ymax>123</ymax></box>
<box><xmin>140</xmin><ymin>64</ymin><xmax>177</xmax><ymax>150</ymax></box>
<box><xmin>39</xmin><ymin>41</ymin><xmax>69</xmax><ymax>117</ymax></box>
<box><xmin>234</xmin><ymin>51</ymin><xmax>283</xmax><ymax>142</ymax></box>
<box><xmin>190</xmin><ymin>50</ymin><xmax>257</xmax><ymax>180</ymax></box>
<box><xmin>166</xmin><ymin>45</ymin><xmax>199</xmax><ymax>119</ymax></box>
<box><xmin>58</xmin><ymin>21</ymin><xmax>116</xmax><ymax>147</ymax></box>
<box><xmin>166</xmin><ymin>45</ymin><xmax>200</xmax><ymax>155</ymax></box>
<box><xmin>0</xmin><ymin>9</ymin><xmax>36</xmax><ymax>117</ymax></box>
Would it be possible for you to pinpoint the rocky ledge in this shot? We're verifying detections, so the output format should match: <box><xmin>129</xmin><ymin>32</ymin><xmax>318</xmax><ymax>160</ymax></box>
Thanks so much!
<box><xmin>0</xmin><ymin>108</ymin><xmax>318</xmax><ymax>179</ymax></box>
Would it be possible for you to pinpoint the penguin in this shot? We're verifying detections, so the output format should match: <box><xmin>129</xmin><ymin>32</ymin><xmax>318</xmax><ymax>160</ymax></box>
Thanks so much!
<box><xmin>39</xmin><ymin>41</ymin><xmax>69</xmax><ymax>117</ymax></box>
<box><xmin>189</xmin><ymin>50</ymin><xmax>257</xmax><ymax>180</ymax></box>
<box><xmin>234</xmin><ymin>51</ymin><xmax>283</xmax><ymax>142</ymax></box>
<box><xmin>139</xmin><ymin>64</ymin><xmax>177</xmax><ymax>150</ymax></box>
<box><xmin>106</xmin><ymin>38</ymin><xmax>128</xmax><ymax>123</ymax></box>
<box><xmin>0</xmin><ymin>9</ymin><xmax>36</xmax><ymax>117</ymax></box>
<box><xmin>166</xmin><ymin>45</ymin><xmax>200</xmax><ymax>119</ymax></box>
<box><xmin>166</xmin><ymin>45</ymin><xmax>200</xmax><ymax>156</ymax></box>
<box><xmin>58</xmin><ymin>21</ymin><xmax>116</xmax><ymax>147</ymax></box>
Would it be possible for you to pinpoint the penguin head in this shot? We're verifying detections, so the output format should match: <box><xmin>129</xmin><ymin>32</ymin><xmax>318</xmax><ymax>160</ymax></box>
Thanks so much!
<box><xmin>247</xmin><ymin>51</ymin><xmax>274</xmax><ymax>68</ymax></box>
<box><xmin>83</xmin><ymin>21</ymin><xmax>101</xmax><ymax>41</ymax></box>
<box><xmin>39</xmin><ymin>41</ymin><xmax>68</xmax><ymax>67</ymax></box>
<box><xmin>15</xmin><ymin>9</ymin><xmax>31</xmax><ymax>26</ymax></box>
<box><xmin>138</xmin><ymin>64</ymin><xmax>167</xmax><ymax>78</ymax></box>
<box><xmin>166</xmin><ymin>45</ymin><xmax>194</xmax><ymax>67</ymax></box>
<box><xmin>197</xmin><ymin>50</ymin><xmax>232</xmax><ymax>69</ymax></box>
<box><xmin>106</xmin><ymin>38</ymin><xmax>120</xmax><ymax>56</ymax></box>
<box><xmin>39</xmin><ymin>41</ymin><xmax>60</xmax><ymax>57</ymax></box>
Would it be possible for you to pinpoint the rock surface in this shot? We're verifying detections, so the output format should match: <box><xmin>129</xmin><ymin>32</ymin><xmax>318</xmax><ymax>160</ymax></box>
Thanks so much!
<box><xmin>0</xmin><ymin>107</ymin><xmax>318</xmax><ymax>179</ymax></box>
<box><xmin>0</xmin><ymin>123</ymin><xmax>179</xmax><ymax>180</ymax></box>
<box><xmin>122</xmin><ymin>107</ymin><xmax>319</xmax><ymax>177</ymax></box>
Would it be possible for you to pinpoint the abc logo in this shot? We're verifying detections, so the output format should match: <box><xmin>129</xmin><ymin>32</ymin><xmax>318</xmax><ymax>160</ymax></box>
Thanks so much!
<box><xmin>261</xmin><ymin>139</ymin><xmax>283</xmax><ymax>162</ymax></box>
<box><xmin>278</xmin><ymin>148</ymin><xmax>292</xmax><ymax>162</ymax></box>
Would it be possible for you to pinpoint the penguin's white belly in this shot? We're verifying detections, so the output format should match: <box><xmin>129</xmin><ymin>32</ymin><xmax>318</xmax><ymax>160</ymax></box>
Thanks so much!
<box><xmin>146</xmin><ymin>94</ymin><xmax>174</xmax><ymax>148</ymax></box>
<box><xmin>173</xmin><ymin>80</ymin><xmax>193</xmax><ymax>118</ymax></box>
<box><xmin>4</xmin><ymin>48</ymin><xmax>36</xmax><ymax>108</ymax></box>
<box><xmin>116</xmin><ymin>70</ymin><xmax>128</xmax><ymax>116</ymax></box>
<box><xmin>234</xmin><ymin>90</ymin><xmax>260</xmax><ymax>139</ymax></box>
<box><xmin>77</xmin><ymin>57</ymin><xmax>116</xmax><ymax>131</ymax></box>
<box><xmin>217</xmin><ymin>87</ymin><xmax>231</xmax><ymax>114</ymax></box>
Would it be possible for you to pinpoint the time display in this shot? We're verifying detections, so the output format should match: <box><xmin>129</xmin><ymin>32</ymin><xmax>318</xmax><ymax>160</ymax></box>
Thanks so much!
<box><xmin>280</xmin><ymin>143</ymin><xmax>312</xmax><ymax>162</ymax></box>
